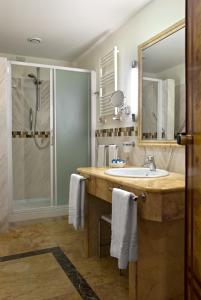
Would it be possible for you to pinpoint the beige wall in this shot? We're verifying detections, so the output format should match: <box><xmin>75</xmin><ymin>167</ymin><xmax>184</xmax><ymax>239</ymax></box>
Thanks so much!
<box><xmin>75</xmin><ymin>0</ymin><xmax>185</xmax><ymax>174</ymax></box>
<box><xmin>0</xmin><ymin>57</ymin><xmax>10</xmax><ymax>231</ymax></box>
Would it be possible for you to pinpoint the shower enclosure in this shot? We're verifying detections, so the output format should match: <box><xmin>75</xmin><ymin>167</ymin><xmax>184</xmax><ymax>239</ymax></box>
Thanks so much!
<box><xmin>11</xmin><ymin>62</ymin><xmax>93</xmax><ymax>216</ymax></box>
<box><xmin>142</xmin><ymin>77</ymin><xmax>175</xmax><ymax>140</ymax></box>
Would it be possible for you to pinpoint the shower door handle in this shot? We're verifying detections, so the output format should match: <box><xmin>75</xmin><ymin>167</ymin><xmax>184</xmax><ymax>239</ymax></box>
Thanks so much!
<box><xmin>29</xmin><ymin>108</ymin><xmax>33</xmax><ymax>131</ymax></box>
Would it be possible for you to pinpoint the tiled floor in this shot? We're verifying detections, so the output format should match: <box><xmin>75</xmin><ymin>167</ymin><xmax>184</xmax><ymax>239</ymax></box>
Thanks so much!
<box><xmin>0</xmin><ymin>217</ymin><xmax>128</xmax><ymax>300</ymax></box>
<box><xmin>0</xmin><ymin>253</ymin><xmax>82</xmax><ymax>300</ymax></box>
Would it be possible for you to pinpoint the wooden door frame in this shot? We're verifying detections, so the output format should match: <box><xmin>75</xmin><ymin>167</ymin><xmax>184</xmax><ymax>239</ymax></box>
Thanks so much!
<box><xmin>185</xmin><ymin>0</ymin><xmax>201</xmax><ymax>298</ymax></box>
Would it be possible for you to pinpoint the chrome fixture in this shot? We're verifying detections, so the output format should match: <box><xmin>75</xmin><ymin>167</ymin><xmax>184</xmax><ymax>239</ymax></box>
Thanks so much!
<box><xmin>28</xmin><ymin>73</ymin><xmax>42</xmax><ymax>85</ymax></box>
<box><xmin>132</xmin><ymin>113</ymin><xmax>136</xmax><ymax>122</ymax></box>
<box><xmin>122</xmin><ymin>141</ymin><xmax>135</xmax><ymax>152</ymax></box>
<box><xmin>29</xmin><ymin>108</ymin><xmax>33</xmax><ymax>131</ymax></box>
<box><xmin>144</xmin><ymin>155</ymin><xmax>156</xmax><ymax>171</ymax></box>
<box><xmin>28</xmin><ymin>69</ymin><xmax>42</xmax><ymax>112</ymax></box>
<box><xmin>132</xmin><ymin>60</ymin><xmax>138</xmax><ymax>68</ymax></box>
<box><xmin>28</xmin><ymin>68</ymin><xmax>50</xmax><ymax>150</ymax></box>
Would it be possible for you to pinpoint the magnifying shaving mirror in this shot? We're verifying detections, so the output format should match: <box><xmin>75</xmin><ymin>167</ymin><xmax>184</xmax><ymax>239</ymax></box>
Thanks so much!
<box><xmin>110</xmin><ymin>90</ymin><xmax>130</xmax><ymax>120</ymax></box>
<box><xmin>110</xmin><ymin>90</ymin><xmax>124</xmax><ymax>107</ymax></box>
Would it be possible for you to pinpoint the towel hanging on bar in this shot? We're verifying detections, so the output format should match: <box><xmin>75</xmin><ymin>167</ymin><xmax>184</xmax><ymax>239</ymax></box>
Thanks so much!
<box><xmin>68</xmin><ymin>174</ymin><xmax>86</xmax><ymax>230</ymax></box>
<box><xmin>110</xmin><ymin>188</ymin><xmax>138</xmax><ymax>269</ymax></box>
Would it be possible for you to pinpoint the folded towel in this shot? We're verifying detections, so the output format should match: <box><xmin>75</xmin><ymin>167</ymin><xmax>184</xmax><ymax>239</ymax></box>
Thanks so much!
<box><xmin>68</xmin><ymin>174</ymin><xmax>85</xmax><ymax>230</ymax></box>
<box><xmin>97</xmin><ymin>145</ymin><xmax>106</xmax><ymax>167</ymax></box>
<box><xmin>110</xmin><ymin>188</ymin><xmax>138</xmax><ymax>269</ymax></box>
<box><xmin>108</xmin><ymin>145</ymin><xmax>118</xmax><ymax>165</ymax></box>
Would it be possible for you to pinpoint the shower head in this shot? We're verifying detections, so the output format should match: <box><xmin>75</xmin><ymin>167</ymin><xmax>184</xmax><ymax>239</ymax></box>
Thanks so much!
<box><xmin>28</xmin><ymin>73</ymin><xmax>37</xmax><ymax>80</ymax></box>
<box><xmin>28</xmin><ymin>73</ymin><xmax>42</xmax><ymax>85</ymax></box>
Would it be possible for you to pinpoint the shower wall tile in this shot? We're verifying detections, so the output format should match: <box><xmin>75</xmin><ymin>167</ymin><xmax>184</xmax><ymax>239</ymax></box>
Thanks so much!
<box><xmin>12</xmin><ymin>78</ymin><xmax>26</xmax><ymax>131</ymax></box>
<box><xmin>36</xmin><ymin>82</ymin><xmax>50</xmax><ymax>131</ymax></box>
<box><xmin>13</xmin><ymin>138</ymin><xmax>51</xmax><ymax>201</ymax></box>
<box><xmin>12</xmin><ymin>131</ymin><xmax>50</xmax><ymax>138</ymax></box>
<box><xmin>24</xmin><ymin>138</ymin><xmax>50</xmax><ymax>200</ymax></box>
<box><xmin>12</xmin><ymin>75</ymin><xmax>51</xmax><ymax>203</ymax></box>
<box><xmin>12</xmin><ymin>139</ymin><xmax>25</xmax><ymax>200</ymax></box>
<box><xmin>0</xmin><ymin>57</ymin><xmax>10</xmax><ymax>231</ymax></box>
<box><xmin>12</xmin><ymin>79</ymin><xmax>50</xmax><ymax>132</ymax></box>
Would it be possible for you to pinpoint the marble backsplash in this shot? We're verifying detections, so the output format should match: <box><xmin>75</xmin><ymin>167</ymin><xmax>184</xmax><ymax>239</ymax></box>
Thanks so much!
<box><xmin>12</xmin><ymin>77</ymin><xmax>51</xmax><ymax>202</ymax></box>
<box><xmin>97</xmin><ymin>135</ymin><xmax>185</xmax><ymax>174</ymax></box>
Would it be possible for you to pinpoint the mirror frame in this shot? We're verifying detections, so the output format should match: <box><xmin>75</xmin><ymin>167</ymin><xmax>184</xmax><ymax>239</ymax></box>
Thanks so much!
<box><xmin>138</xmin><ymin>19</ymin><xmax>185</xmax><ymax>146</ymax></box>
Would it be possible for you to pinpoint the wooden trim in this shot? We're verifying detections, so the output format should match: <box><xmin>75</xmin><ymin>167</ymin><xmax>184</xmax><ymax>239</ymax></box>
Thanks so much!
<box><xmin>138</xmin><ymin>141</ymin><xmax>184</xmax><ymax>147</ymax></box>
<box><xmin>138</xmin><ymin>19</ymin><xmax>185</xmax><ymax>50</ymax></box>
<box><xmin>138</xmin><ymin>19</ymin><xmax>185</xmax><ymax>146</ymax></box>
<box><xmin>185</xmin><ymin>2</ymin><xmax>190</xmax><ymax>299</ymax></box>
<box><xmin>186</xmin><ymin>0</ymin><xmax>201</xmax><ymax>298</ymax></box>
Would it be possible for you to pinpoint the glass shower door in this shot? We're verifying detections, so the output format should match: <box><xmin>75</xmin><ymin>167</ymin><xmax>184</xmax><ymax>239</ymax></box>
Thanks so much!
<box><xmin>55</xmin><ymin>69</ymin><xmax>91</xmax><ymax>206</ymax></box>
<box><xmin>12</xmin><ymin>65</ymin><xmax>51</xmax><ymax>210</ymax></box>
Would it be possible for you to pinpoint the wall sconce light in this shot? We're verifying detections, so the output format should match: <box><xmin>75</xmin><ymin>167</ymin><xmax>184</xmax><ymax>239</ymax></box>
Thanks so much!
<box><xmin>130</xmin><ymin>60</ymin><xmax>138</xmax><ymax>122</ymax></box>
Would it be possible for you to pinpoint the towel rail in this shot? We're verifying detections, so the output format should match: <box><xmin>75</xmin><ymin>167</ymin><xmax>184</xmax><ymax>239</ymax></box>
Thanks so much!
<box><xmin>100</xmin><ymin>48</ymin><xmax>114</xmax><ymax>60</ymax></box>
<box><xmin>80</xmin><ymin>176</ymin><xmax>90</xmax><ymax>182</ymax></box>
<box><xmin>99</xmin><ymin>46</ymin><xmax>119</xmax><ymax>117</ymax></box>
<box><xmin>97</xmin><ymin>144</ymin><xmax>118</xmax><ymax>148</ymax></box>
<box><xmin>108</xmin><ymin>187</ymin><xmax>146</xmax><ymax>202</ymax></box>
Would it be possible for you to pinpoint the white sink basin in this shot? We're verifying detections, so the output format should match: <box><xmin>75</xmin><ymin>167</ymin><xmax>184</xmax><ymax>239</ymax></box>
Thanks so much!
<box><xmin>104</xmin><ymin>167</ymin><xmax>169</xmax><ymax>178</ymax></box>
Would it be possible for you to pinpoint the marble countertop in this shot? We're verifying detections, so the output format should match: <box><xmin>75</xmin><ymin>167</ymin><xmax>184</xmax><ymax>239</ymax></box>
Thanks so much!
<box><xmin>77</xmin><ymin>167</ymin><xmax>185</xmax><ymax>193</ymax></box>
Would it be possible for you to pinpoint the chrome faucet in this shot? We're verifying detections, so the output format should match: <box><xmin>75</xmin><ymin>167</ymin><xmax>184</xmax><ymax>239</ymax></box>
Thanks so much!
<box><xmin>144</xmin><ymin>155</ymin><xmax>156</xmax><ymax>171</ymax></box>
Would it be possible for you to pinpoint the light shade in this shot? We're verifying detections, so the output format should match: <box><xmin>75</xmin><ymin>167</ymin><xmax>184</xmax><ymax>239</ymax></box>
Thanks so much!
<box><xmin>130</xmin><ymin>62</ymin><xmax>138</xmax><ymax>118</ymax></box>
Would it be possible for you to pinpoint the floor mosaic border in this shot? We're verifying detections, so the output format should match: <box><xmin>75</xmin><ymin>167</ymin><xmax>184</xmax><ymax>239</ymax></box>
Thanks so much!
<box><xmin>0</xmin><ymin>247</ymin><xmax>100</xmax><ymax>300</ymax></box>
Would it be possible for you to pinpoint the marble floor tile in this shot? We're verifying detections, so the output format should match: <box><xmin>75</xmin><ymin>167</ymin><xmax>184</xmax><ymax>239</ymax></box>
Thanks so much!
<box><xmin>0</xmin><ymin>253</ymin><xmax>79</xmax><ymax>300</ymax></box>
<box><xmin>0</xmin><ymin>217</ymin><xmax>129</xmax><ymax>300</ymax></box>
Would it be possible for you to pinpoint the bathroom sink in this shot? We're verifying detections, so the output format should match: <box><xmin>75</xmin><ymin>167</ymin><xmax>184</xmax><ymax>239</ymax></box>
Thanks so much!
<box><xmin>104</xmin><ymin>167</ymin><xmax>169</xmax><ymax>178</ymax></box>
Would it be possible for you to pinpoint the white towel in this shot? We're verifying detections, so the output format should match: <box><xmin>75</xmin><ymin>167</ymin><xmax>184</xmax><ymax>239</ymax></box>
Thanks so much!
<box><xmin>97</xmin><ymin>145</ymin><xmax>106</xmax><ymax>167</ymax></box>
<box><xmin>108</xmin><ymin>145</ymin><xmax>118</xmax><ymax>165</ymax></box>
<box><xmin>110</xmin><ymin>188</ymin><xmax>138</xmax><ymax>269</ymax></box>
<box><xmin>68</xmin><ymin>174</ymin><xmax>85</xmax><ymax>230</ymax></box>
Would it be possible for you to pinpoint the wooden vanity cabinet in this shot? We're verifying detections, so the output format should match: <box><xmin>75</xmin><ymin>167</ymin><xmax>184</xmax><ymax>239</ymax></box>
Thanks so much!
<box><xmin>78</xmin><ymin>169</ymin><xmax>185</xmax><ymax>300</ymax></box>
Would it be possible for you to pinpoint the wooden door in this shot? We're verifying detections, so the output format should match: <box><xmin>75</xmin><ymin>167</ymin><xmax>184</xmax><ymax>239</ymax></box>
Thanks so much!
<box><xmin>186</xmin><ymin>0</ymin><xmax>201</xmax><ymax>298</ymax></box>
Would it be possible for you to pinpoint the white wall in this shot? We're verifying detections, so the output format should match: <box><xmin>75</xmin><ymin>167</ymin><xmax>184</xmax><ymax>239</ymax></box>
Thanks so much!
<box><xmin>75</xmin><ymin>0</ymin><xmax>185</xmax><ymax>174</ymax></box>
<box><xmin>157</xmin><ymin>63</ymin><xmax>185</xmax><ymax>84</ymax></box>
<box><xmin>75</xmin><ymin>0</ymin><xmax>185</xmax><ymax>129</ymax></box>
<box><xmin>0</xmin><ymin>52</ymin><xmax>71</xmax><ymax>67</ymax></box>
<box><xmin>144</xmin><ymin>63</ymin><xmax>185</xmax><ymax>84</ymax></box>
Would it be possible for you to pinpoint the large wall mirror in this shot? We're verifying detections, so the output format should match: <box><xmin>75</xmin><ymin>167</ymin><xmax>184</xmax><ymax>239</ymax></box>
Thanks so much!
<box><xmin>138</xmin><ymin>20</ymin><xmax>185</xmax><ymax>145</ymax></box>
